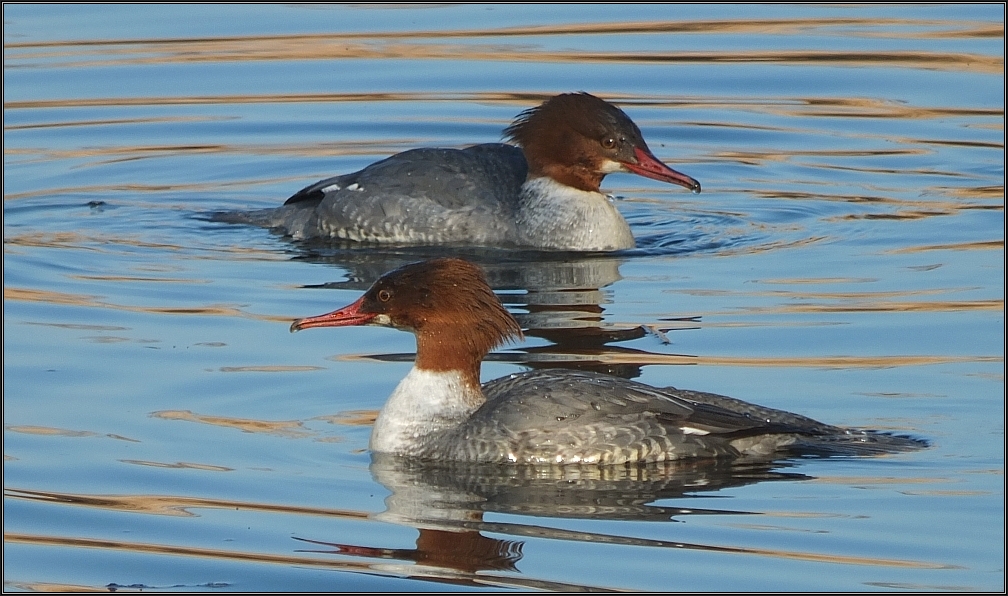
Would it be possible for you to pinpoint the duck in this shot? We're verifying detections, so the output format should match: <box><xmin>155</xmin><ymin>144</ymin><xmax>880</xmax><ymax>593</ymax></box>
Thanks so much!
<box><xmin>232</xmin><ymin>93</ymin><xmax>701</xmax><ymax>251</ymax></box>
<box><xmin>290</xmin><ymin>258</ymin><xmax>925</xmax><ymax>465</ymax></box>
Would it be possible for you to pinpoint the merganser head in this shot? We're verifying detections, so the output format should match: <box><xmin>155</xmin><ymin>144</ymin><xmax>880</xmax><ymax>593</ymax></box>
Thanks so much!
<box><xmin>504</xmin><ymin>92</ymin><xmax>701</xmax><ymax>195</ymax></box>
<box><xmin>291</xmin><ymin>258</ymin><xmax>523</xmax><ymax>385</ymax></box>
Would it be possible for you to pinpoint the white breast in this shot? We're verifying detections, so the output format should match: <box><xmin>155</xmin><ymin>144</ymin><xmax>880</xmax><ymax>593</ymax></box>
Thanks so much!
<box><xmin>369</xmin><ymin>368</ymin><xmax>481</xmax><ymax>455</ymax></box>
<box><xmin>515</xmin><ymin>177</ymin><xmax>635</xmax><ymax>251</ymax></box>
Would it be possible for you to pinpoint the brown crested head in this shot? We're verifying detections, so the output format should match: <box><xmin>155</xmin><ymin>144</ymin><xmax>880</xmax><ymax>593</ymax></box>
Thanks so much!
<box><xmin>504</xmin><ymin>92</ymin><xmax>700</xmax><ymax>194</ymax></box>
<box><xmin>292</xmin><ymin>258</ymin><xmax>523</xmax><ymax>384</ymax></box>
<box><xmin>358</xmin><ymin>258</ymin><xmax>522</xmax><ymax>347</ymax></box>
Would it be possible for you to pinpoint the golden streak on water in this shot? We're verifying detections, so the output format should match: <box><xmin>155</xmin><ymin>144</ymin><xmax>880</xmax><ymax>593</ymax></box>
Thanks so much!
<box><xmin>3</xmin><ymin>581</ymin><xmax>102</xmax><ymax>593</ymax></box>
<box><xmin>3</xmin><ymin>18</ymin><xmax>1001</xmax><ymax>46</ymax></box>
<box><xmin>2</xmin><ymin>527</ymin><xmax>957</xmax><ymax>571</ymax></box>
<box><xmin>6</xmin><ymin>91</ymin><xmax>1006</xmax><ymax>118</ymax></box>
<box><xmin>5</xmin><ymin>426</ymin><xmax>97</xmax><ymax>438</ymax></box>
<box><xmin>3</xmin><ymin>179</ymin><xmax>293</xmax><ymax>201</ymax></box>
<box><xmin>3</xmin><ymin>287</ymin><xmax>103</xmax><ymax>307</ymax></box>
<box><xmin>119</xmin><ymin>460</ymin><xmax>234</xmax><ymax>472</ymax></box>
<box><xmin>761</xmin><ymin>277</ymin><xmax>878</xmax><ymax>284</ymax></box>
<box><xmin>890</xmin><ymin>240</ymin><xmax>1004</xmax><ymax>253</ymax></box>
<box><xmin>5</xmin><ymin>426</ymin><xmax>141</xmax><ymax>442</ymax></box>
<box><xmin>3</xmin><ymin>16</ymin><xmax>1002</xmax><ymax>74</ymax></box>
<box><xmin>313</xmin><ymin>410</ymin><xmax>380</xmax><ymax>426</ymax></box>
<box><xmin>813</xmin><ymin>476</ymin><xmax>952</xmax><ymax>485</ymax></box>
<box><xmin>2</xmin><ymin>115</ymin><xmax>224</xmax><ymax>131</ymax></box>
<box><xmin>3</xmin><ymin>286</ymin><xmax>290</xmax><ymax>322</ymax></box>
<box><xmin>686</xmin><ymin>286</ymin><xmax>972</xmax><ymax>300</ymax></box>
<box><xmin>70</xmin><ymin>274</ymin><xmax>211</xmax><ymax>284</ymax></box>
<box><xmin>151</xmin><ymin>409</ymin><xmax>315</xmax><ymax>438</ymax></box>
<box><xmin>346</xmin><ymin>352</ymin><xmax>1001</xmax><ymax>369</ymax></box>
<box><xmin>899</xmin><ymin>489</ymin><xmax>991</xmax><ymax>496</ymax></box>
<box><xmin>218</xmin><ymin>365</ymin><xmax>324</xmax><ymax>373</ymax></box>
<box><xmin>742</xmin><ymin>299</ymin><xmax>1004</xmax><ymax>314</ymax></box>
<box><xmin>3</xmin><ymin>232</ymin><xmax>287</xmax><ymax>263</ymax></box>
<box><xmin>5</xmin><ymin>488</ymin><xmax>372</xmax><ymax>519</ymax></box>
<box><xmin>635</xmin><ymin>354</ymin><xmax>1002</xmax><ymax>368</ymax></box>
<box><xmin>3</xmin><ymin>141</ymin><xmax>419</xmax><ymax>171</ymax></box>
<box><xmin>747</xmin><ymin>188</ymin><xmax>1001</xmax><ymax>208</ymax></box>
<box><xmin>24</xmin><ymin>322</ymin><xmax>129</xmax><ymax>331</ymax></box>
<box><xmin>2</xmin><ymin>532</ymin><xmax>376</xmax><ymax>571</ymax></box>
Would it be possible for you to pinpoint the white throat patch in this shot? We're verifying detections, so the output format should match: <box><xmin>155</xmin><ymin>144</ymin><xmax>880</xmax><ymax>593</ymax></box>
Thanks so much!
<box><xmin>369</xmin><ymin>368</ymin><xmax>481</xmax><ymax>455</ymax></box>
<box><xmin>516</xmin><ymin>177</ymin><xmax>634</xmax><ymax>250</ymax></box>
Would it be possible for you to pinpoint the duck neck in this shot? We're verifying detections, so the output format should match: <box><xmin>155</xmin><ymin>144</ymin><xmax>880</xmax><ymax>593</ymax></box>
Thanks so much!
<box><xmin>369</xmin><ymin>365</ymin><xmax>485</xmax><ymax>456</ymax></box>
<box><xmin>515</xmin><ymin>177</ymin><xmax>635</xmax><ymax>251</ymax></box>
<box><xmin>369</xmin><ymin>329</ymin><xmax>488</xmax><ymax>456</ymax></box>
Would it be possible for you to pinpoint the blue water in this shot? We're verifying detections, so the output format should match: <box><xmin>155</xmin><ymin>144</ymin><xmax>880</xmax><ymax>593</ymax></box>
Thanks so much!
<box><xmin>4</xmin><ymin>4</ymin><xmax>1004</xmax><ymax>591</ymax></box>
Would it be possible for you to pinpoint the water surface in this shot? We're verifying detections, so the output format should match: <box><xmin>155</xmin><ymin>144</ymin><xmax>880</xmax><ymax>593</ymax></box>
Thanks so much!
<box><xmin>4</xmin><ymin>4</ymin><xmax>1004</xmax><ymax>592</ymax></box>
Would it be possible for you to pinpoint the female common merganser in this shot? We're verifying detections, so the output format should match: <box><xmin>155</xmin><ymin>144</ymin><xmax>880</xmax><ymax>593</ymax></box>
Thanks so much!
<box><xmin>290</xmin><ymin>258</ymin><xmax>925</xmax><ymax>465</ymax></box>
<box><xmin>238</xmin><ymin>93</ymin><xmax>701</xmax><ymax>251</ymax></box>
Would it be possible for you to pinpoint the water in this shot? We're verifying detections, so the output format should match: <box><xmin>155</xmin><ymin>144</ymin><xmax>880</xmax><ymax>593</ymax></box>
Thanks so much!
<box><xmin>4</xmin><ymin>4</ymin><xmax>1004</xmax><ymax>591</ymax></box>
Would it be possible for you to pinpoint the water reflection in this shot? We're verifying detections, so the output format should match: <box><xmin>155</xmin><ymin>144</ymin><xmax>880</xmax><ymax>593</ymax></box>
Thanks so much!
<box><xmin>369</xmin><ymin>453</ymin><xmax>796</xmax><ymax>525</ymax></box>
<box><xmin>289</xmin><ymin>454</ymin><xmax>949</xmax><ymax>581</ymax></box>
<box><xmin>288</xmin><ymin>247</ymin><xmax>694</xmax><ymax>379</ymax></box>
<box><xmin>5</xmin><ymin>4</ymin><xmax>1001</xmax><ymax>589</ymax></box>
<box><xmin>291</xmin><ymin>455</ymin><xmax>801</xmax><ymax>582</ymax></box>
<box><xmin>3</xmin><ymin>453</ymin><xmax>952</xmax><ymax>594</ymax></box>
<box><xmin>6</xmin><ymin>20</ymin><xmax>1001</xmax><ymax>75</ymax></box>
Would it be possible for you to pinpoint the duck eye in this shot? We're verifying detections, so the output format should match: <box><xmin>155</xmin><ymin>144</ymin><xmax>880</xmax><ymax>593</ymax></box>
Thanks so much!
<box><xmin>377</xmin><ymin>289</ymin><xmax>391</xmax><ymax>302</ymax></box>
<box><xmin>602</xmin><ymin>136</ymin><xmax>616</xmax><ymax>149</ymax></box>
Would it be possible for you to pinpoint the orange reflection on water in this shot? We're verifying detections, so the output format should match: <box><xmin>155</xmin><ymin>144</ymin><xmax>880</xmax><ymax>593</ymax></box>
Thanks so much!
<box><xmin>151</xmin><ymin>409</ymin><xmax>314</xmax><ymax>438</ymax></box>
<box><xmin>314</xmin><ymin>410</ymin><xmax>380</xmax><ymax>427</ymax></box>
<box><xmin>5</xmin><ymin>487</ymin><xmax>371</xmax><ymax>519</ymax></box>
<box><xmin>605</xmin><ymin>353</ymin><xmax>1000</xmax><ymax>369</ymax></box>
<box><xmin>5</xmin><ymin>17</ymin><xmax>1001</xmax><ymax>75</ymax></box>
<box><xmin>891</xmin><ymin>240</ymin><xmax>1004</xmax><ymax>254</ymax></box>
<box><xmin>119</xmin><ymin>460</ymin><xmax>233</xmax><ymax>473</ymax></box>
<box><xmin>4</xmin><ymin>285</ymin><xmax>290</xmax><ymax>322</ymax></box>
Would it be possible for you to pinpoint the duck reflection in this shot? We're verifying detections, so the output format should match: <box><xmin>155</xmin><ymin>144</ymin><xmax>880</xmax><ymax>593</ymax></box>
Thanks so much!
<box><xmin>295</xmin><ymin>529</ymin><xmax>524</xmax><ymax>576</ymax></box>
<box><xmin>289</xmin><ymin>245</ymin><xmax>693</xmax><ymax>379</ymax></box>
<box><xmin>293</xmin><ymin>454</ymin><xmax>806</xmax><ymax>582</ymax></box>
